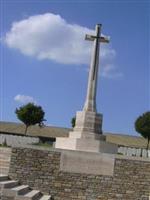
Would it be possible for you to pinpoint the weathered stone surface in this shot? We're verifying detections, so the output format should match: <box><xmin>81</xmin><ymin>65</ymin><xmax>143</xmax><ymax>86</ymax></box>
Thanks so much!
<box><xmin>73</xmin><ymin>111</ymin><xmax>103</xmax><ymax>134</ymax></box>
<box><xmin>8</xmin><ymin>147</ymin><xmax>150</xmax><ymax>200</ymax></box>
<box><xmin>55</xmin><ymin>137</ymin><xmax>118</xmax><ymax>154</ymax></box>
<box><xmin>60</xmin><ymin>150</ymin><xmax>115</xmax><ymax>176</ymax></box>
<box><xmin>0</xmin><ymin>148</ymin><xmax>11</xmax><ymax>175</ymax></box>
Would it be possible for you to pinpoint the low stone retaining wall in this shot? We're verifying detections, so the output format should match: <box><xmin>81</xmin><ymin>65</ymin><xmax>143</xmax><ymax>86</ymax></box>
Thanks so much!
<box><xmin>9</xmin><ymin>147</ymin><xmax>150</xmax><ymax>200</ymax></box>
<box><xmin>0</xmin><ymin>134</ymin><xmax>39</xmax><ymax>147</ymax></box>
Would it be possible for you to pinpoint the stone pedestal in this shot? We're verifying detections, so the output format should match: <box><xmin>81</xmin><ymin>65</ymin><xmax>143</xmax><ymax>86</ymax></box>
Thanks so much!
<box><xmin>73</xmin><ymin>111</ymin><xmax>102</xmax><ymax>135</ymax></box>
<box><xmin>55</xmin><ymin>137</ymin><xmax>117</xmax><ymax>153</ymax></box>
<box><xmin>55</xmin><ymin>110</ymin><xmax>118</xmax><ymax>154</ymax></box>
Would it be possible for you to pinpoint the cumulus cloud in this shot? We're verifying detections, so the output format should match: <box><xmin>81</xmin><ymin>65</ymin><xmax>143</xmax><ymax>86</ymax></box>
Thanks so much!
<box><xmin>14</xmin><ymin>94</ymin><xmax>36</xmax><ymax>104</ymax></box>
<box><xmin>5</xmin><ymin>12</ymin><xmax>121</xmax><ymax>78</ymax></box>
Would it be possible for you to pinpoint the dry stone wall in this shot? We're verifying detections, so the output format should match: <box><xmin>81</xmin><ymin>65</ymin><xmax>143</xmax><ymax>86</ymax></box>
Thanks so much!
<box><xmin>9</xmin><ymin>147</ymin><xmax>150</xmax><ymax>200</ymax></box>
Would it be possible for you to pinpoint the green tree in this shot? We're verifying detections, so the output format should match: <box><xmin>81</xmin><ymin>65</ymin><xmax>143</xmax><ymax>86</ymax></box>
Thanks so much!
<box><xmin>135</xmin><ymin>111</ymin><xmax>150</xmax><ymax>150</ymax></box>
<box><xmin>71</xmin><ymin>116</ymin><xmax>76</xmax><ymax>128</ymax></box>
<box><xmin>15</xmin><ymin>103</ymin><xmax>46</xmax><ymax>135</ymax></box>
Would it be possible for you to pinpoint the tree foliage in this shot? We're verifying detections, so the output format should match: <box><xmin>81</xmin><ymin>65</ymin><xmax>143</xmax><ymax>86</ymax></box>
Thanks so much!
<box><xmin>15</xmin><ymin>103</ymin><xmax>46</xmax><ymax>134</ymax></box>
<box><xmin>135</xmin><ymin>111</ymin><xmax>150</xmax><ymax>150</ymax></box>
<box><xmin>71</xmin><ymin>116</ymin><xmax>76</xmax><ymax>128</ymax></box>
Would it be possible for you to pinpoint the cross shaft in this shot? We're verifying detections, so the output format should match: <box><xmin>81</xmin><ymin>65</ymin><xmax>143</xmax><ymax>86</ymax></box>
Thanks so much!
<box><xmin>83</xmin><ymin>24</ymin><xmax>109</xmax><ymax>112</ymax></box>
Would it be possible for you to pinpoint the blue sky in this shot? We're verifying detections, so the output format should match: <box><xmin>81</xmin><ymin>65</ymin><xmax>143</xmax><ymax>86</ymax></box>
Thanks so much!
<box><xmin>0</xmin><ymin>0</ymin><xmax>149</xmax><ymax>136</ymax></box>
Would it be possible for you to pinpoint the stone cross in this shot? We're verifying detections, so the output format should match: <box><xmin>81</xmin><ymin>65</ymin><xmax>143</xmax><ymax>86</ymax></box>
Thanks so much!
<box><xmin>55</xmin><ymin>24</ymin><xmax>118</xmax><ymax>153</ymax></box>
<box><xmin>83</xmin><ymin>24</ymin><xmax>109</xmax><ymax>112</ymax></box>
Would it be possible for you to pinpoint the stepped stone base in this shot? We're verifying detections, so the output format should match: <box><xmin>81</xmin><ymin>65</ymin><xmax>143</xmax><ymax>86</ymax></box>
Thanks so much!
<box><xmin>55</xmin><ymin>137</ymin><xmax>117</xmax><ymax>153</ymax></box>
<box><xmin>73</xmin><ymin>111</ymin><xmax>103</xmax><ymax>134</ymax></box>
<box><xmin>55</xmin><ymin>110</ymin><xmax>118</xmax><ymax>154</ymax></box>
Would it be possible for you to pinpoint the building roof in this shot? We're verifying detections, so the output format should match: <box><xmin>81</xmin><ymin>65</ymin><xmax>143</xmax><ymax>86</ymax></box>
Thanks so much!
<box><xmin>0</xmin><ymin>121</ymin><xmax>148</xmax><ymax>149</ymax></box>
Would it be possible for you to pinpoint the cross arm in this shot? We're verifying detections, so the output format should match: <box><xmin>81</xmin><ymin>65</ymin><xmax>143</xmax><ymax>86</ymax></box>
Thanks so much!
<box><xmin>85</xmin><ymin>34</ymin><xmax>110</xmax><ymax>43</ymax></box>
<box><xmin>85</xmin><ymin>34</ymin><xmax>95</xmax><ymax>41</ymax></box>
<box><xmin>100</xmin><ymin>36</ymin><xmax>110</xmax><ymax>43</ymax></box>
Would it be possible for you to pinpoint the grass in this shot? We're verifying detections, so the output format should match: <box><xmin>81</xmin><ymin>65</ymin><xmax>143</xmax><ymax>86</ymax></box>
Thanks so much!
<box><xmin>0</xmin><ymin>144</ymin><xmax>9</xmax><ymax>148</ymax></box>
<box><xmin>33</xmin><ymin>142</ymin><xmax>53</xmax><ymax>148</ymax></box>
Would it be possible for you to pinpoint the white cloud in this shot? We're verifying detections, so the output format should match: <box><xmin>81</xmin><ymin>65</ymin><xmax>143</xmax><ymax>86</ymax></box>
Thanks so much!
<box><xmin>5</xmin><ymin>12</ymin><xmax>121</xmax><ymax>78</ymax></box>
<box><xmin>101</xmin><ymin>64</ymin><xmax>123</xmax><ymax>79</ymax></box>
<box><xmin>14</xmin><ymin>94</ymin><xmax>36</xmax><ymax>104</ymax></box>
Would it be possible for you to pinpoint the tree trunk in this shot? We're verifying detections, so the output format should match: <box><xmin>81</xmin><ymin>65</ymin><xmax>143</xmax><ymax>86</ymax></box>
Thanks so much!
<box><xmin>146</xmin><ymin>138</ymin><xmax>149</xmax><ymax>158</ymax></box>
<box><xmin>24</xmin><ymin>125</ymin><xmax>28</xmax><ymax>135</ymax></box>
<box><xmin>147</xmin><ymin>138</ymin><xmax>150</xmax><ymax>150</ymax></box>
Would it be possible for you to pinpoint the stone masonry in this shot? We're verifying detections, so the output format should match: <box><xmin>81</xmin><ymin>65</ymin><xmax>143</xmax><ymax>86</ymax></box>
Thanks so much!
<box><xmin>8</xmin><ymin>147</ymin><xmax>150</xmax><ymax>200</ymax></box>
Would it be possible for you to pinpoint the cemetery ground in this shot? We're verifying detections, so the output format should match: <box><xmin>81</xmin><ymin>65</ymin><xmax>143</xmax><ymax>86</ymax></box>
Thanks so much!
<box><xmin>0</xmin><ymin>121</ymin><xmax>150</xmax><ymax>200</ymax></box>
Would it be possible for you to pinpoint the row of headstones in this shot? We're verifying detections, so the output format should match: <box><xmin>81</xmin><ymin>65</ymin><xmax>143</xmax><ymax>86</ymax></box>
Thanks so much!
<box><xmin>0</xmin><ymin>133</ymin><xmax>39</xmax><ymax>147</ymax></box>
<box><xmin>0</xmin><ymin>133</ymin><xmax>149</xmax><ymax>157</ymax></box>
<box><xmin>118</xmin><ymin>146</ymin><xmax>150</xmax><ymax>158</ymax></box>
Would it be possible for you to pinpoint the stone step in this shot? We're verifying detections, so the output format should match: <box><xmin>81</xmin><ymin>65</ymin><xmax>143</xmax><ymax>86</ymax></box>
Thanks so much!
<box><xmin>0</xmin><ymin>148</ymin><xmax>11</xmax><ymax>176</ymax></box>
<box><xmin>3</xmin><ymin>185</ymin><xmax>30</xmax><ymax>196</ymax></box>
<box><xmin>0</xmin><ymin>149</ymin><xmax>11</xmax><ymax>153</ymax></box>
<box><xmin>0</xmin><ymin>174</ymin><xmax>9</xmax><ymax>181</ymax></box>
<box><xmin>0</xmin><ymin>156</ymin><xmax>10</xmax><ymax>160</ymax></box>
<box><xmin>0</xmin><ymin>171</ymin><xmax>9</xmax><ymax>175</ymax></box>
<box><xmin>0</xmin><ymin>176</ymin><xmax>52</xmax><ymax>200</ymax></box>
<box><xmin>0</xmin><ymin>163</ymin><xmax>10</xmax><ymax>168</ymax></box>
<box><xmin>0</xmin><ymin>154</ymin><xmax>11</xmax><ymax>158</ymax></box>
<box><xmin>0</xmin><ymin>147</ymin><xmax>11</xmax><ymax>152</ymax></box>
<box><xmin>0</xmin><ymin>158</ymin><xmax>11</xmax><ymax>161</ymax></box>
<box><xmin>16</xmin><ymin>190</ymin><xmax>42</xmax><ymax>200</ymax></box>
<box><xmin>0</xmin><ymin>147</ymin><xmax>11</xmax><ymax>150</ymax></box>
<box><xmin>0</xmin><ymin>156</ymin><xmax>11</xmax><ymax>161</ymax></box>
<box><xmin>0</xmin><ymin>180</ymin><xmax>19</xmax><ymax>189</ymax></box>
<box><xmin>0</xmin><ymin>168</ymin><xmax>9</xmax><ymax>175</ymax></box>
<box><xmin>0</xmin><ymin>166</ymin><xmax>9</xmax><ymax>171</ymax></box>
<box><xmin>0</xmin><ymin>160</ymin><xmax>10</xmax><ymax>166</ymax></box>
<box><xmin>0</xmin><ymin>166</ymin><xmax>10</xmax><ymax>170</ymax></box>
<box><xmin>0</xmin><ymin>153</ymin><xmax>11</xmax><ymax>156</ymax></box>
<box><xmin>39</xmin><ymin>195</ymin><xmax>52</xmax><ymax>200</ymax></box>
